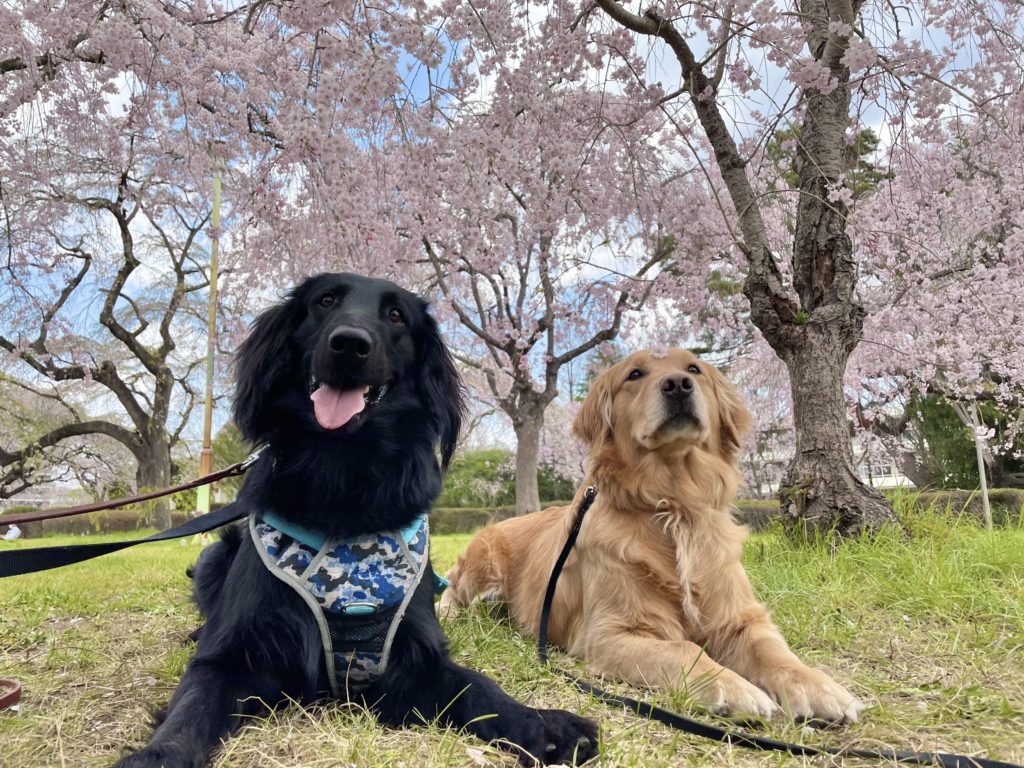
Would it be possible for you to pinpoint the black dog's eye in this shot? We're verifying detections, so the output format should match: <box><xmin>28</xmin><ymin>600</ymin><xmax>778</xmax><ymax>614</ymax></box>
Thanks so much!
<box><xmin>318</xmin><ymin>293</ymin><xmax>335</xmax><ymax>308</ymax></box>
<box><xmin>687</xmin><ymin>363</ymin><xmax>701</xmax><ymax>374</ymax></box>
<box><xmin>627</xmin><ymin>368</ymin><xmax>644</xmax><ymax>381</ymax></box>
<box><xmin>388</xmin><ymin>308</ymin><xmax>405</xmax><ymax>325</ymax></box>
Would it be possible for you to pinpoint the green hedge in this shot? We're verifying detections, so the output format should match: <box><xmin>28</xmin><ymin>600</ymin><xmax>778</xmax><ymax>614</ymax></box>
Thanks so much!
<box><xmin>2</xmin><ymin>505</ymin><xmax>193</xmax><ymax>537</ymax></box>
<box><xmin>431</xmin><ymin>498</ymin><xmax>823</xmax><ymax>534</ymax></box>
<box><xmin>430</xmin><ymin>501</ymin><xmax>574</xmax><ymax>535</ymax></box>
<box><xmin>3</xmin><ymin>501</ymin><xmax>577</xmax><ymax>538</ymax></box>
<box><xmin>903</xmin><ymin>488</ymin><xmax>1024</xmax><ymax>526</ymax></box>
<box><xmin>6</xmin><ymin>488</ymin><xmax>1021</xmax><ymax>539</ymax></box>
<box><xmin>431</xmin><ymin>491</ymin><xmax>1024</xmax><ymax>535</ymax></box>
<box><xmin>732</xmin><ymin>499</ymin><xmax>781</xmax><ymax>531</ymax></box>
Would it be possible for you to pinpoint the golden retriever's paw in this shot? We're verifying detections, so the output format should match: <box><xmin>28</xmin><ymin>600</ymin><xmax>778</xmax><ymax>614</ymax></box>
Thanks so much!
<box><xmin>436</xmin><ymin>589</ymin><xmax>461</xmax><ymax>620</ymax></box>
<box><xmin>767</xmin><ymin>667</ymin><xmax>864</xmax><ymax>724</ymax></box>
<box><xmin>702</xmin><ymin>669</ymin><xmax>781</xmax><ymax>719</ymax></box>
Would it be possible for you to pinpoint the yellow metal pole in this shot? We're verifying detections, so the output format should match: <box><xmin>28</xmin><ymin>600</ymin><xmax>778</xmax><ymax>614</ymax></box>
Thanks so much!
<box><xmin>197</xmin><ymin>167</ymin><xmax>221</xmax><ymax>515</ymax></box>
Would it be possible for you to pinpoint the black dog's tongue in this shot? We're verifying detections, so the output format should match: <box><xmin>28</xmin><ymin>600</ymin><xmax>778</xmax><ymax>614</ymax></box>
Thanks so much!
<box><xmin>310</xmin><ymin>384</ymin><xmax>366</xmax><ymax>429</ymax></box>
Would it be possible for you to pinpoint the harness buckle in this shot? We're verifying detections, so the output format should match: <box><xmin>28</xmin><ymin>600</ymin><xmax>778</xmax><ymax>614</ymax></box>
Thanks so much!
<box><xmin>342</xmin><ymin>602</ymin><xmax>378</xmax><ymax>616</ymax></box>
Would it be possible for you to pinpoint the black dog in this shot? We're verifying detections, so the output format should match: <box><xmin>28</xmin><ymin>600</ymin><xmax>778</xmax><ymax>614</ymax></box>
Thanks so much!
<box><xmin>116</xmin><ymin>273</ymin><xmax>597</xmax><ymax>767</ymax></box>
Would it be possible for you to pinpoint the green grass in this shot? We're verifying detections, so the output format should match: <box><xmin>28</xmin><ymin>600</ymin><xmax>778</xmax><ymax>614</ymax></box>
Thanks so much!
<box><xmin>2</xmin><ymin>515</ymin><xmax>1023</xmax><ymax>768</ymax></box>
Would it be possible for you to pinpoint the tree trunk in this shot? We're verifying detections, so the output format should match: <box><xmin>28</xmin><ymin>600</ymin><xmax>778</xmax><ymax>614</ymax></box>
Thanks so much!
<box><xmin>512</xmin><ymin>413</ymin><xmax>543</xmax><ymax>515</ymax></box>
<box><xmin>896</xmin><ymin>449</ymin><xmax>933</xmax><ymax>489</ymax></box>
<box><xmin>779</xmin><ymin>323</ymin><xmax>896</xmax><ymax>536</ymax></box>
<box><xmin>591</xmin><ymin>0</ymin><xmax>899</xmax><ymax>537</ymax></box>
<box><xmin>135</xmin><ymin>437</ymin><xmax>173</xmax><ymax>529</ymax></box>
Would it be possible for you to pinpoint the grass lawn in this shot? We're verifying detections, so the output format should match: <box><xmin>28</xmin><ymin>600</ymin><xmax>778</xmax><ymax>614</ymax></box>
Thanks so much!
<box><xmin>1</xmin><ymin>512</ymin><xmax>1023</xmax><ymax>768</ymax></box>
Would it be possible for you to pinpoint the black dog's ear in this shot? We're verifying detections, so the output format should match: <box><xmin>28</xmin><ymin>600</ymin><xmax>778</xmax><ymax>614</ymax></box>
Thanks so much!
<box><xmin>418</xmin><ymin>304</ymin><xmax>465</xmax><ymax>470</ymax></box>
<box><xmin>233</xmin><ymin>298</ymin><xmax>301</xmax><ymax>442</ymax></box>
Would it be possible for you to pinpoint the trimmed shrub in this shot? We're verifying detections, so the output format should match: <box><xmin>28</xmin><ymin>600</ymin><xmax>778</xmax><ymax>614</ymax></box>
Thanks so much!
<box><xmin>732</xmin><ymin>499</ymin><xmax>781</xmax><ymax>531</ymax></box>
<box><xmin>430</xmin><ymin>500</ymin><xmax>574</xmax><ymax>534</ymax></box>
<box><xmin>908</xmin><ymin>488</ymin><xmax>1024</xmax><ymax>526</ymax></box>
<box><xmin>4</xmin><ymin>507</ymin><xmax>193</xmax><ymax>537</ymax></box>
<box><xmin>430</xmin><ymin>490</ymin><xmax>1024</xmax><ymax>536</ymax></box>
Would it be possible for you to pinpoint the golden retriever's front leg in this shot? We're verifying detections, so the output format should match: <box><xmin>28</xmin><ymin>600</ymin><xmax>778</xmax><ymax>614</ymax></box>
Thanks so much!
<box><xmin>708</xmin><ymin>570</ymin><xmax>865</xmax><ymax>723</ymax></box>
<box><xmin>438</xmin><ymin>531</ymin><xmax>507</xmax><ymax>620</ymax></box>
<box><xmin>583</xmin><ymin>631</ymin><xmax>780</xmax><ymax>718</ymax></box>
<box><xmin>717</xmin><ymin>617</ymin><xmax>863</xmax><ymax>723</ymax></box>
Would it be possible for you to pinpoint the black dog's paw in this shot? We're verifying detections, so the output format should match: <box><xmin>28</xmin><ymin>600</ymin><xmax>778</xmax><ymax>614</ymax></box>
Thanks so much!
<box><xmin>506</xmin><ymin>708</ymin><xmax>599</xmax><ymax>766</ymax></box>
<box><xmin>113</xmin><ymin>746</ymin><xmax>191</xmax><ymax>768</ymax></box>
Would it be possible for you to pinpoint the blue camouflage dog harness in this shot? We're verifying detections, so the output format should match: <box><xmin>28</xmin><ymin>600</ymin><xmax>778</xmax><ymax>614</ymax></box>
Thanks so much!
<box><xmin>250</xmin><ymin>511</ymin><xmax>444</xmax><ymax>697</ymax></box>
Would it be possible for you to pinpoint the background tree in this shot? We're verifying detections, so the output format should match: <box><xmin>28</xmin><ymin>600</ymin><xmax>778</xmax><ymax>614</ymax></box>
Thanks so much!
<box><xmin>400</xmin><ymin>5</ymin><xmax>686</xmax><ymax>513</ymax></box>
<box><xmin>586</xmin><ymin>0</ymin><xmax>1023</xmax><ymax>534</ymax></box>
<box><xmin>853</xmin><ymin>105</ymin><xmax>1024</xmax><ymax>501</ymax></box>
<box><xmin>0</xmin><ymin>376</ymin><xmax>134</xmax><ymax>500</ymax></box>
<box><xmin>0</xmin><ymin>121</ymin><xmax>213</xmax><ymax>525</ymax></box>
<box><xmin>4</xmin><ymin>1</ymin><xmax>1023</xmax><ymax>529</ymax></box>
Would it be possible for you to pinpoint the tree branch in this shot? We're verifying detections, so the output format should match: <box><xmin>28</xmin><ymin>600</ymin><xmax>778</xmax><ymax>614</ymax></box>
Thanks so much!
<box><xmin>594</xmin><ymin>0</ymin><xmax>798</xmax><ymax>347</ymax></box>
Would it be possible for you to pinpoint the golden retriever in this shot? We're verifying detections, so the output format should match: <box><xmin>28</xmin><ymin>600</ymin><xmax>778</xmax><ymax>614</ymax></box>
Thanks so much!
<box><xmin>439</xmin><ymin>348</ymin><xmax>864</xmax><ymax>723</ymax></box>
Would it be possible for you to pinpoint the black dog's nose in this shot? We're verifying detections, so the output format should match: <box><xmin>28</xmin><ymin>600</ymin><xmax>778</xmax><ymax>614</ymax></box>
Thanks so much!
<box><xmin>661</xmin><ymin>374</ymin><xmax>694</xmax><ymax>396</ymax></box>
<box><xmin>328</xmin><ymin>326</ymin><xmax>372</xmax><ymax>358</ymax></box>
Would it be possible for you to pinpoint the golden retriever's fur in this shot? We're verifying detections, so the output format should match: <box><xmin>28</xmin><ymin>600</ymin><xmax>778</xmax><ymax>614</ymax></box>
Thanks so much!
<box><xmin>440</xmin><ymin>349</ymin><xmax>864</xmax><ymax>722</ymax></box>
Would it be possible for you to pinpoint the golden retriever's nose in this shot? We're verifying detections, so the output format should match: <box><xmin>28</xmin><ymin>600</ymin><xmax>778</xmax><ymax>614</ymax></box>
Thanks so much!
<box><xmin>660</xmin><ymin>373</ymin><xmax>694</xmax><ymax>397</ymax></box>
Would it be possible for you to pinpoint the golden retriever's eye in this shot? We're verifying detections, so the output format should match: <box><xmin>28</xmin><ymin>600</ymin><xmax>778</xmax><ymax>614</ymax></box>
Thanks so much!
<box><xmin>388</xmin><ymin>308</ymin><xmax>405</xmax><ymax>325</ymax></box>
<box><xmin>627</xmin><ymin>368</ymin><xmax>644</xmax><ymax>381</ymax></box>
<box><xmin>687</xmin><ymin>363</ymin><xmax>701</xmax><ymax>375</ymax></box>
<box><xmin>318</xmin><ymin>293</ymin><xmax>335</xmax><ymax>308</ymax></box>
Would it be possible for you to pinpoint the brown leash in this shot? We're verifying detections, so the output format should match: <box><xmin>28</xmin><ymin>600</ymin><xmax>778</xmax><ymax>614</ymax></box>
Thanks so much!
<box><xmin>0</xmin><ymin>449</ymin><xmax>265</xmax><ymax>527</ymax></box>
<box><xmin>0</xmin><ymin>678</ymin><xmax>21</xmax><ymax>711</ymax></box>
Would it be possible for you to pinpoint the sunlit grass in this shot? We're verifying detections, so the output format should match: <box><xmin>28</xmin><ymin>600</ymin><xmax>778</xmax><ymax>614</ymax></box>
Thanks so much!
<box><xmin>2</xmin><ymin>510</ymin><xmax>1022</xmax><ymax>767</ymax></box>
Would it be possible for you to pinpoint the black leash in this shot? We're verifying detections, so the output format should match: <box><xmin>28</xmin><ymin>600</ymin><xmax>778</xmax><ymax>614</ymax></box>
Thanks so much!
<box><xmin>537</xmin><ymin>487</ymin><xmax>1021</xmax><ymax>768</ymax></box>
<box><xmin>0</xmin><ymin>501</ymin><xmax>245</xmax><ymax>579</ymax></box>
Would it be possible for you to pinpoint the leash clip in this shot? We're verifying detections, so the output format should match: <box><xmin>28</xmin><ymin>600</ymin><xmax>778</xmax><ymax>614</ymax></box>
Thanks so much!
<box><xmin>239</xmin><ymin>445</ymin><xmax>268</xmax><ymax>473</ymax></box>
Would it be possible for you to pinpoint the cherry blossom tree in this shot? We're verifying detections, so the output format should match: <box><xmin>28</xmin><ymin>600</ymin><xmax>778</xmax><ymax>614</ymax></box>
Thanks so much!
<box><xmin>538</xmin><ymin>399</ymin><xmax>588</xmax><ymax>486</ymax></box>
<box><xmin>582</xmin><ymin>0</ymin><xmax>1024</xmax><ymax>534</ymax></box>
<box><xmin>851</xmin><ymin>102</ymin><xmax>1024</xmax><ymax>512</ymax></box>
<box><xmin>0</xmin><ymin>379</ymin><xmax>135</xmax><ymax>500</ymax></box>
<box><xmin>394</xmin><ymin>4</ymin><xmax>693</xmax><ymax>513</ymax></box>
<box><xmin>6</xmin><ymin>0</ymin><xmax>1023</xmax><ymax>533</ymax></box>
<box><xmin>0</xmin><ymin>2</ymin><xmax>278</xmax><ymax>520</ymax></box>
<box><xmin>0</xmin><ymin>121</ymin><xmax>217</xmax><ymax>525</ymax></box>
<box><xmin>0</xmin><ymin>2</ymin><xmax>422</xmax><ymax>517</ymax></box>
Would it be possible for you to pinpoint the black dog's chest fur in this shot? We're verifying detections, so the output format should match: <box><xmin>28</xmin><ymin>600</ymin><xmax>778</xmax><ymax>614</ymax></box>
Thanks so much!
<box><xmin>239</xmin><ymin>445</ymin><xmax>440</xmax><ymax>539</ymax></box>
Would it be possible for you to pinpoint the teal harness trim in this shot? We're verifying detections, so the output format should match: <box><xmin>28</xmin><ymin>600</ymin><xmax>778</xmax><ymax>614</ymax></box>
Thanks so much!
<box><xmin>261</xmin><ymin>511</ymin><xmax>330</xmax><ymax>551</ymax></box>
<box><xmin>250</xmin><ymin>512</ymin><xmax>442</xmax><ymax>697</ymax></box>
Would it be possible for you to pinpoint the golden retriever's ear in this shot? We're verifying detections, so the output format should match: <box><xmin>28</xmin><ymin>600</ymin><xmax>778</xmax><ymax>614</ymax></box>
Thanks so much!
<box><xmin>713</xmin><ymin>371</ymin><xmax>752</xmax><ymax>460</ymax></box>
<box><xmin>573</xmin><ymin>370</ymin><xmax>614</xmax><ymax>447</ymax></box>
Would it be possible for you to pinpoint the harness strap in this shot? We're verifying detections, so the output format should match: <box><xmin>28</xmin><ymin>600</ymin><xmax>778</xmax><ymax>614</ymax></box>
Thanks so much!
<box><xmin>537</xmin><ymin>487</ymin><xmax>1022</xmax><ymax>768</ymax></box>
<box><xmin>0</xmin><ymin>501</ymin><xmax>245</xmax><ymax>579</ymax></box>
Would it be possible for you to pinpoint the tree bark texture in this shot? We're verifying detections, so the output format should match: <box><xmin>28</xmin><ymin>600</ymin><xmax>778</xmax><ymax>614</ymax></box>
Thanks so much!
<box><xmin>134</xmin><ymin>435</ymin><xmax>173</xmax><ymax>530</ymax></box>
<box><xmin>512</xmin><ymin>411</ymin><xmax>543</xmax><ymax>516</ymax></box>
<box><xmin>781</xmin><ymin>322</ymin><xmax>893</xmax><ymax>535</ymax></box>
